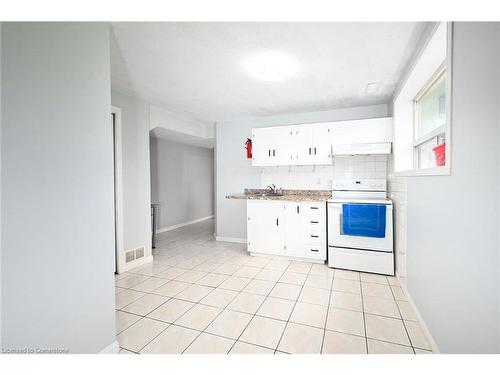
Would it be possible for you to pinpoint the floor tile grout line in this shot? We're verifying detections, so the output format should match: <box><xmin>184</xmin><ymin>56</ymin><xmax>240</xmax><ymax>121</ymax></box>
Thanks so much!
<box><xmin>119</xmin><ymin>271</ymin><xmax>359</xmax><ymax>345</ymax></box>
<box><xmin>273</xmin><ymin>262</ymin><xmax>314</xmax><ymax>354</ymax></box>
<box><xmin>119</xmin><ymin>305</ymin><xmax>416</xmax><ymax>349</ymax></box>
<box><xmin>182</xmin><ymin>257</ymin><xmax>288</xmax><ymax>354</ymax></box>
<box><xmin>117</xmin><ymin>276</ymin><xmax>414</xmax><ymax>349</ymax></box>
<box><xmin>182</xmin><ymin>265</ymin><xmax>268</xmax><ymax>352</ymax></box>
<box><xmin>118</xmin><ymin>224</ymin><xmax>424</xmax><ymax>354</ymax></box>
<box><xmin>359</xmin><ymin>277</ymin><xmax>369</xmax><ymax>354</ymax></box>
<box><xmin>388</xmin><ymin>280</ymin><xmax>417</xmax><ymax>354</ymax></box>
<box><xmin>226</xmin><ymin>261</ymin><xmax>293</xmax><ymax>353</ymax></box>
<box><xmin>319</xmin><ymin>268</ymin><xmax>335</xmax><ymax>354</ymax></box>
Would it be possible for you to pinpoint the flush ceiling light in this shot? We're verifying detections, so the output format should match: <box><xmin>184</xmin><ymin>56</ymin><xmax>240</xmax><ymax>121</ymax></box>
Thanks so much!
<box><xmin>244</xmin><ymin>51</ymin><xmax>298</xmax><ymax>81</ymax></box>
<box><xmin>365</xmin><ymin>82</ymin><xmax>382</xmax><ymax>94</ymax></box>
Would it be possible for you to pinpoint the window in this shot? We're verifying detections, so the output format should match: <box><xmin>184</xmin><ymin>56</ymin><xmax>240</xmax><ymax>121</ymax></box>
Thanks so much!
<box><xmin>413</xmin><ymin>66</ymin><xmax>446</xmax><ymax>169</ymax></box>
<box><xmin>393</xmin><ymin>22</ymin><xmax>451</xmax><ymax>176</ymax></box>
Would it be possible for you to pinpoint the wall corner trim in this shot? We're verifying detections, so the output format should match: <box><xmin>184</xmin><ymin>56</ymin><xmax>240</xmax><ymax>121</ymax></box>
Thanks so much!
<box><xmin>397</xmin><ymin>275</ymin><xmax>440</xmax><ymax>353</ymax></box>
<box><xmin>98</xmin><ymin>340</ymin><xmax>119</xmax><ymax>354</ymax></box>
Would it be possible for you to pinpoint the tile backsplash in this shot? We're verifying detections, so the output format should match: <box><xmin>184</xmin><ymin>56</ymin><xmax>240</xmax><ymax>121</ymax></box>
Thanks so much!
<box><xmin>260</xmin><ymin>155</ymin><xmax>388</xmax><ymax>190</ymax></box>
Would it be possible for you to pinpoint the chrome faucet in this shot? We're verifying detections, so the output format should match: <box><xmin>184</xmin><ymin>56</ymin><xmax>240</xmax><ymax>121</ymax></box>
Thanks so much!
<box><xmin>267</xmin><ymin>184</ymin><xmax>277</xmax><ymax>194</ymax></box>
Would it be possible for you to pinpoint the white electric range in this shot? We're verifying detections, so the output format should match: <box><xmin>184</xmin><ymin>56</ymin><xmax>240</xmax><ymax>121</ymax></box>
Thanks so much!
<box><xmin>327</xmin><ymin>179</ymin><xmax>394</xmax><ymax>275</ymax></box>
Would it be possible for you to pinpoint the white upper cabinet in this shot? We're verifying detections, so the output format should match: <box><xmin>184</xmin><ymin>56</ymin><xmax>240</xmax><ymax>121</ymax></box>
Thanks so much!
<box><xmin>311</xmin><ymin>124</ymin><xmax>333</xmax><ymax>164</ymax></box>
<box><xmin>251</xmin><ymin>117</ymin><xmax>392</xmax><ymax>166</ymax></box>
<box><xmin>251</xmin><ymin>127</ymin><xmax>271</xmax><ymax>166</ymax></box>
<box><xmin>289</xmin><ymin>125</ymin><xmax>314</xmax><ymax>165</ymax></box>
<box><xmin>252</xmin><ymin>127</ymin><xmax>279</xmax><ymax>166</ymax></box>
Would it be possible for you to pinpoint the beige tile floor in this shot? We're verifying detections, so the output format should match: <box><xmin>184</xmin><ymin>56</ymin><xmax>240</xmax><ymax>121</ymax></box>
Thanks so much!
<box><xmin>115</xmin><ymin>219</ymin><xmax>432</xmax><ymax>354</ymax></box>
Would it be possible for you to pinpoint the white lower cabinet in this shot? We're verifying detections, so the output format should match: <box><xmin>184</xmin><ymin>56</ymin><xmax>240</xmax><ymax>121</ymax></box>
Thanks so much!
<box><xmin>247</xmin><ymin>200</ymin><xmax>326</xmax><ymax>261</ymax></box>
<box><xmin>247</xmin><ymin>200</ymin><xmax>285</xmax><ymax>255</ymax></box>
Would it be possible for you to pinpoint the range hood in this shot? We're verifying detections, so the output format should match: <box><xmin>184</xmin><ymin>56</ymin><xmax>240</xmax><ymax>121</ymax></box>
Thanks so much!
<box><xmin>332</xmin><ymin>142</ymin><xmax>392</xmax><ymax>156</ymax></box>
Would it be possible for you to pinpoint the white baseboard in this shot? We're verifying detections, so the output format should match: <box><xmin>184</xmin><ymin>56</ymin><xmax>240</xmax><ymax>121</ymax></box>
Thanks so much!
<box><xmin>156</xmin><ymin>215</ymin><xmax>214</xmax><ymax>233</ymax></box>
<box><xmin>215</xmin><ymin>236</ymin><xmax>247</xmax><ymax>244</ymax></box>
<box><xmin>99</xmin><ymin>340</ymin><xmax>119</xmax><ymax>354</ymax></box>
<box><xmin>122</xmin><ymin>255</ymin><xmax>153</xmax><ymax>273</ymax></box>
<box><xmin>397</xmin><ymin>275</ymin><xmax>440</xmax><ymax>353</ymax></box>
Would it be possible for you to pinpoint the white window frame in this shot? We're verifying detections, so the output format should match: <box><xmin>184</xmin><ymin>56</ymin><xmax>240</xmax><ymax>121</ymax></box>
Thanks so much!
<box><xmin>393</xmin><ymin>22</ymin><xmax>452</xmax><ymax>177</ymax></box>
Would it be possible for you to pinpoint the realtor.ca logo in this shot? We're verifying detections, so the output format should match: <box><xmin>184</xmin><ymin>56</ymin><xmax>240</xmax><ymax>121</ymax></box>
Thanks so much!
<box><xmin>2</xmin><ymin>347</ymin><xmax>70</xmax><ymax>354</ymax></box>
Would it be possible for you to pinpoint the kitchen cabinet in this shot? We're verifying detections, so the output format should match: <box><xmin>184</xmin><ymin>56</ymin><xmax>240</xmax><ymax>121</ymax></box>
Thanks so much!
<box><xmin>247</xmin><ymin>200</ymin><xmax>285</xmax><ymax>255</ymax></box>
<box><xmin>311</xmin><ymin>124</ymin><xmax>333</xmax><ymax>164</ymax></box>
<box><xmin>251</xmin><ymin>127</ymin><xmax>274</xmax><ymax>166</ymax></box>
<box><xmin>251</xmin><ymin>117</ymin><xmax>391</xmax><ymax>167</ymax></box>
<box><xmin>252</xmin><ymin>127</ymin><xmax>290</xmax><ymax>166</ymax></box>
<box><xmin>284</xmin><ymin>202</ymin><xmax>326</xmax><ymax>260</ymax></box>
<box><xmin>247</xmin><ymin>200</ymin><xmax>326</xmax><ymax>261</ymax></box>
<box><xmin>283</xmin><ymin>202</ymin><xmax>308</xmax><ymax>257</ymax></box>
<box><xmin>253</xmin><ymin>124</ymin><xmax>332</xmax><ymax>166</ymax></box>
<box><xmin>289</xmin><ymin>125</ymin><xmax>314</xmax><ymax>164</ymax></box>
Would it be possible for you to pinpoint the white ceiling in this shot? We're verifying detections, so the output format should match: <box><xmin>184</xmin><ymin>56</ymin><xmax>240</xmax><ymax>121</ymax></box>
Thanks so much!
<box><xmin>111</xmin><ymin>22</ymin><xmax>428</xmax><ymax>126</ymax></box>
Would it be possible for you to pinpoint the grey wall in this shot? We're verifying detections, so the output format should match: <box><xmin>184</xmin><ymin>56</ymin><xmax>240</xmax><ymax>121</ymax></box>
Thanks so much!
<box><xmin>150</xmin><ymin>137</ymin><xmax>214</xmax><ymax>229</ymax></box>
<box><xmin>1</xmin><ymin>23</ymin><xmax>115</xmax><ymax>353</ymax></box>
<box><xmin>0</xmin><ymin>22</ymin><xmax>2</xmax><ymax>349</ymax></box>
<box><xmin>215</xmin><ymin>104</ymin><xmax>388</xmax><ymax>240</ymax></box>
<box><xmin>405</xmin><ymin>23</ymin><xmax>500</xmax><ymax>353</ymax></box>
<box><xmin>111</xmin><ymin>91</ymin><xmax>152</xmax><ymax>257</ymax></box>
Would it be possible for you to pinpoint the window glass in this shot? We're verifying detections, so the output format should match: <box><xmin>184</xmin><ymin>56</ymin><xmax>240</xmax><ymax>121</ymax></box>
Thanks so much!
<box><xmin>415</xmin><ymin>70</ymin><xmax>446</xmax><ymax>139</ymax></box>
<box><xmin>415</xmin><ymin>138</ymin><xmax>437</xmax><ymax>169</ymax></box>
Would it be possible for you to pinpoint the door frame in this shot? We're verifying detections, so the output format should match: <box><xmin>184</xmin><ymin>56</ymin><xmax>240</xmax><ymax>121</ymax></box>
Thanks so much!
<box><xmin>111</xmin><ymin>106</ymin><xmax>125</xmax><ymax>274</ymax></box>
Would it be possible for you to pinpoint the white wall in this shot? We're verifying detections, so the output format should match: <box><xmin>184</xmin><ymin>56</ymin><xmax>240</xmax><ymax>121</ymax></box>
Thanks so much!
<box><xmin>215</xmin><ymin>104</ymin><xmax>388</xmax><ymax>240</ymax></box>
<box><xmin>404</xmin><ymin>23</ymin><xmax>500</xmax><ymax>353</ymax></box>
<box><xmin>150</xmin><ymin>137</ymin><xmax>214</xmax><ymax>230</ymax></box>
<box><xmin>1</xmin><ymin>23</ymin><xmax>115</xmax><ymax>353</ymax></box>
<box><xmin>0</xmin><ymin>21</ymin><xmax>3</xmax><ymax>349</ymax></box>
<box><xmin>111</xmin><ymin>91</ymin><xmax>152</xmax><ymax>264</ymax></box>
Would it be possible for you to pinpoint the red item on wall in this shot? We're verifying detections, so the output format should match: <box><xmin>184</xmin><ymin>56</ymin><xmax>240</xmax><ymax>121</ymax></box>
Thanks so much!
<box><xmin>433</xmin><ymin>143</ymin><xmax>446</xmax><ymax>166</ymax></box>
<box><xmin>245</xmin><ymin>138</ymin><xmax>252</xmax><ymax>159</ymax></box>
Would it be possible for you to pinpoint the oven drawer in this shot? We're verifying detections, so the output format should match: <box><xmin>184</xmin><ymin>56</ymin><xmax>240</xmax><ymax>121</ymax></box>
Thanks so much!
<box><xmin>328</xmin><ymin>247</ymin><xmax>394</xmax><ymax>276</ymax></box>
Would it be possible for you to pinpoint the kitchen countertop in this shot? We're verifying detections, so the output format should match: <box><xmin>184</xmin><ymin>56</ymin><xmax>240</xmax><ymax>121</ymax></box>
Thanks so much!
<box><xmin>226</xmin><ymin>189</ymin><xmax>332</xmax><ymax>202</ymax></box>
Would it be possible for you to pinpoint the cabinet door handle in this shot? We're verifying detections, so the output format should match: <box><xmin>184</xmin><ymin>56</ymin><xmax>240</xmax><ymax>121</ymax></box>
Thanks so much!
<box><xmin>268</xmin><ymin>149</ymin><xmax>271</xmax><ymax>156</ymax></box>
<box><xmin>311</xmin><ymin>235</ymin><xmax>319</xmax><ymax>238</ymax></box>
<box><xmin>273</xmin><ymin>149</ymin><xmax>276</xmax><ymax>157</ymax></box>
<box><xmin>309</xmin><ymin>147</ymin><xmax>312</xmax><ymax>155</ymax></box>
<box><xmin>297</xmin><ymin>206</ymin><xmax>300</xmax><ymax>214</ymax></box>
<box><xmin>314</xmin><ymin>147</ymin><xmax>317</xmax><ymax>155</ymax></box>
<box><xmin>276</xmin><ymin>218</ymin><xmax>279</xmax><ymax>226</ymax></box>
<box><xmin>310</xmin><ymin>207</ymin><xmax>319</xmax><ymax>210</ymax></box>
<box><xmin>311</xmin><ymin>220</ymin><xmax>318</xmax><ymax>224</ymax></box>
<box><xmin>311</xmin><ymin>249</ymin><xmax>319</xmax><ymax>252</ymax></box>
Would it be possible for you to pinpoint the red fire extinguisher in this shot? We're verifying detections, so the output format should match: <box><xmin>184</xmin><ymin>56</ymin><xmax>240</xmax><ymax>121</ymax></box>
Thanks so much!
<box><xmin>245</xmin><ymin>138</ymin><xmax>252</xmax><ymax>159</ymax></box>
